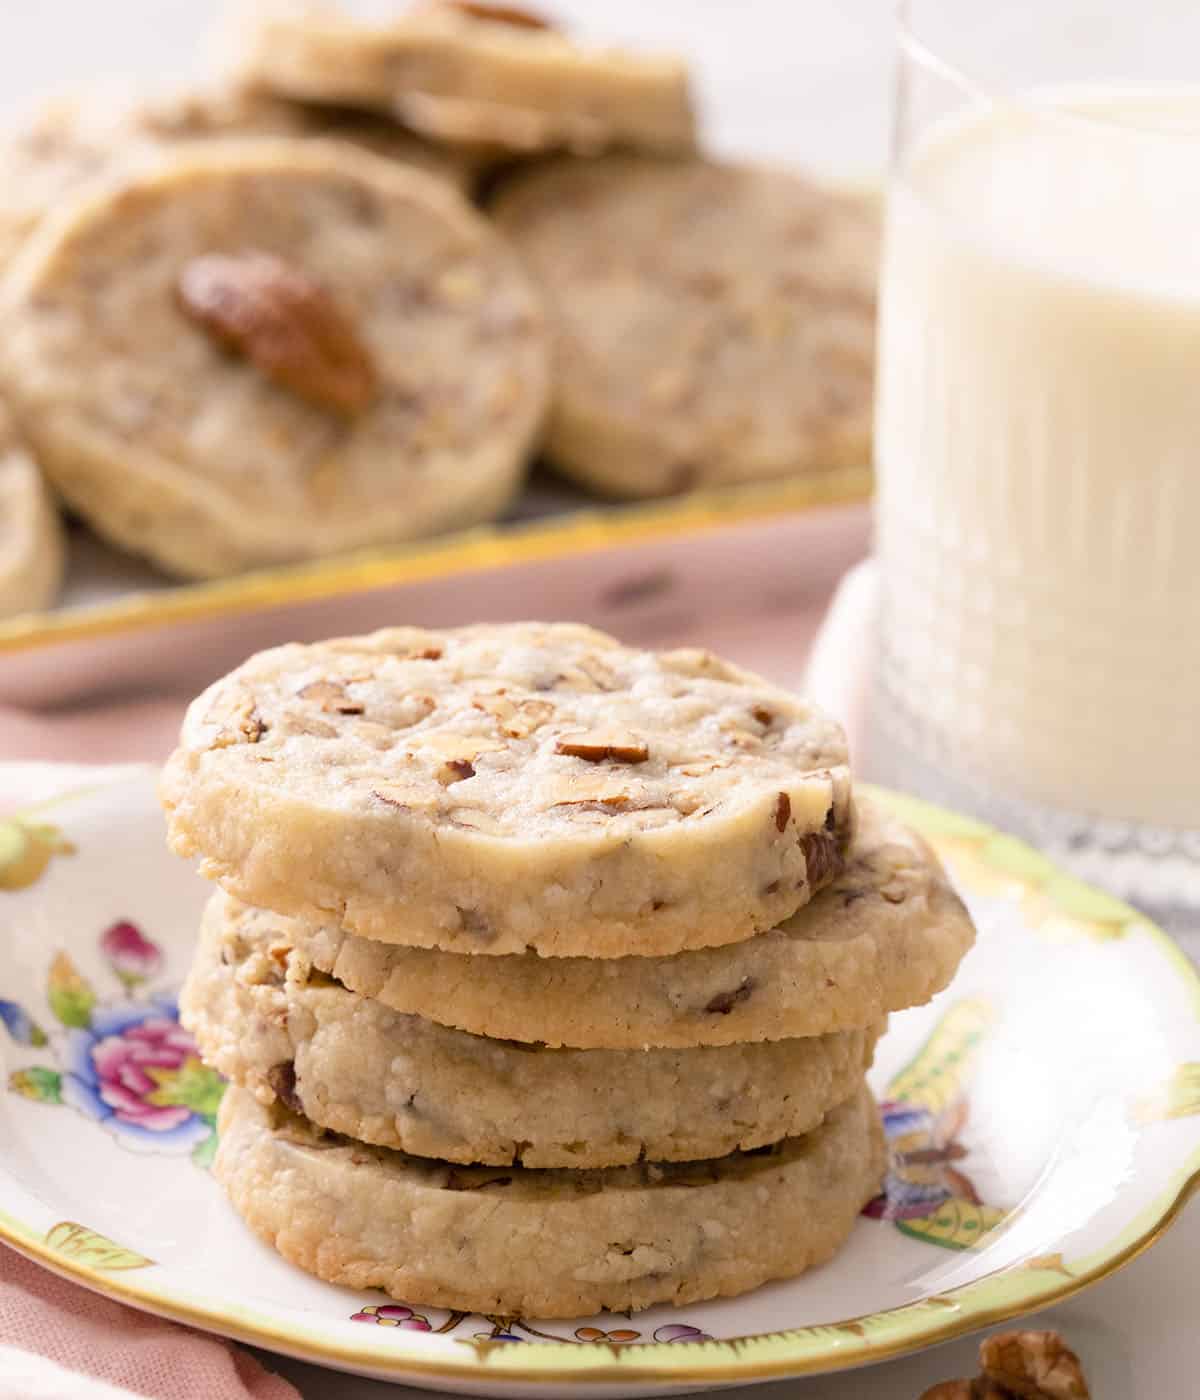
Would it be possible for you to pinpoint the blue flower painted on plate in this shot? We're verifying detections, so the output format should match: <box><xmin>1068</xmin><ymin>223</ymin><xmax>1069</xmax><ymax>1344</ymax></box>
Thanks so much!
<box><xmin>0</xmin><ymin>999</ymin><xmax>47</xmax><ymax>1047</ymax></box>
<box><xmin>863</xmin><ymin>1001</ymin><xmax>1008</xmax><ymax>1250</ymax></box>
<box><xmin>866</xmin><ymin>1101</ymin><xmax>964</xmax><ymax>1221</ymax></box>
<box><xmin>58</xmin><ymin>1000</ymin><xmax>217</xmax><ymax>1153</ymax></box>
<box><xmin>6</xmin><ymin>926</ymin><xmax>225</xmax><ymax>1166</ymax></box>
<box><xmin>654</xmin><ymin>1323</ymin><xmax>713</xmax><ymax>1343</ymax></box>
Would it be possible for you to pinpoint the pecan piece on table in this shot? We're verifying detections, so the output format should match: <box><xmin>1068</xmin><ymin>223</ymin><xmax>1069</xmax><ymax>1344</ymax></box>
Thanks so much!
<box><xmin>918</xmin><ymin>1330</ymin><xmax>1091</xmax><ymax>1400</ymax></box>
<box><xmin>980</xmin><ymin>1331</ymin><xmax>1090</xmax><ymax>1399</ymax></box>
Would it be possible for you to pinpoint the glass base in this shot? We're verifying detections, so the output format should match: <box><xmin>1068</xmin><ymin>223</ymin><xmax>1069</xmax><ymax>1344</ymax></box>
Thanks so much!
<box><xmin>867</xmin><ymin>702</ymin><xmax>1200</xmax><ymax>937</ymax></box>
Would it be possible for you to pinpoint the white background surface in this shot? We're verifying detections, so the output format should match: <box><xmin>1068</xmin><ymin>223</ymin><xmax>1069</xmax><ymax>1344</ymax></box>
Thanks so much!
<box><xmin>0</xmin><ymin>3</ymin><xmax>1196</xmax><ymax>1395</ymax></box>
<box><xmin>0</xmin><ymin>0</ymin><xmax>895</xmax><ymax>176</ymax></box>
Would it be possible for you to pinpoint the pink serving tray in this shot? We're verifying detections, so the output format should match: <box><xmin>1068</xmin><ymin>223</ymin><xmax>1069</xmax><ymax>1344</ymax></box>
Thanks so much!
<box><xmin>0</xmin><ymin>487</ymin><xmax>870</xmax><ymax>708</ymax></box>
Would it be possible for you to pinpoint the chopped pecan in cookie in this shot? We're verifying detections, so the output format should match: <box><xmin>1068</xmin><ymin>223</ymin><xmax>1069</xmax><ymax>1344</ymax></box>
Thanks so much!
<box><xmin>298</xmin><ymin>679</ymin><xmax>364</xmax><ymax>714</ymax></box>
<box><xmin>177</xmin><ymin>250</ymin><xmax>376</xmax><ymax>415</ymax></box>
<box><xmin>555</xmin><ymin>731</ymin><xmax>649</xmax><ymax>763</ymax></box>
<box><xmin>372</xmin><ymin>782</ymin><xmax>436</xmax><ymax>812</ymax></box>
<box><xmin>207</xmin><ymin>697</ymin><xmax>266</xmax><ymax>747</ymax></box>
<box><xmin>474</xmin><ymin>694</ymin><xmax>555</xmax><ymax>738</ymax></box>
<box><xmin>704</xmin><ymin>978</ymin><xmax>755</xmax><ymax>1015</ymax></box>
<box><xmin>266</xmin><ymin>1060</ymin><xmax>304</xmax><ymax>1115</ymax></box>
<box><xmin>800</xmin><ymin>829</ymin><xmax>842</xmax><ymax>887</ymax></box>
<box><xmin>456</xmin><ymin>906</ymin><xmax>493</xmax><ymax>938</ymax></box>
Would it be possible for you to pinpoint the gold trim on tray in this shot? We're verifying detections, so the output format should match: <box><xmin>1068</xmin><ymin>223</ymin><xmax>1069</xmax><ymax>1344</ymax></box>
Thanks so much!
<box><xmin>1</xmin><ymin>780</ymin><xmax>1198</xmax><ymax>1387</ymax></box>
<box><xmin>0</xmin><ymin>468</ymin><xmax>872</xmax><ymax>654</ymax></box>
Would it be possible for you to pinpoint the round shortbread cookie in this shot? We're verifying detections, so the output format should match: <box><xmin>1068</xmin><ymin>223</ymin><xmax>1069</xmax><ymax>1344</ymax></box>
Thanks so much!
<box><xmin>214</xmin><ymin>1084</ymin><xmax>885</xmax><ymax>1317</ymax></box>
<box><xmin>247</xmin><ymin>797</ymin><xmax>972</xmax><ymax>1048</ymax></box>
<box><xmin>492</xmin><ymin>155</ymin><xmax>879</xmax><ymax>497</ymax></box>
<box><xmin>0</xmin><ymin>401</ymin><xmax>64</xmax><ymax>619</ymax></box>
<box><xmin>184</xmin><ymin>899</ymin><xmax>880</xmax><ymax>1168</ymax></box>
<box><xmin>0</xmin><ymin>85</ymin><xmax>472</xmax><ymax>272</ymax></box>
<box><xmin>235</xmin><ymin>1</ymin><xmax>695</xmax><ymax>156</ymax></box>
<box><xmin>161</xmin><ymin>623</ymin><xmax>852</xmax><ymax>957</ymax></box>
<box><xmin>0</xmin><ymin>140</ymin><xmax>547</xmax><ymax>579</ymax></box>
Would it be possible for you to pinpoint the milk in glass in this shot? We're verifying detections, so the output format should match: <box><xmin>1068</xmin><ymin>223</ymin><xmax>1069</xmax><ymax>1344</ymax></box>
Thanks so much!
<box><xmin>876</xmin><ymin>89</ymin><xmax>1200</xmax><ymax>827</ymax></box>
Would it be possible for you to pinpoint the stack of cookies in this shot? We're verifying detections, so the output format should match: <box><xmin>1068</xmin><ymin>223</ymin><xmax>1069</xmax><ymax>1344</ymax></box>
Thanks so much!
<box><xmin>162</xmin><ymin>622</ymin><xmax>975</xmax><ymax>1318</ymax></box>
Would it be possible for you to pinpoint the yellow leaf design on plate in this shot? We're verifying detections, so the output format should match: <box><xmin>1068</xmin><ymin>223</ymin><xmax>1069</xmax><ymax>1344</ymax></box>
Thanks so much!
<box><xmin>1161</xmin><ymin>1063</ymin><xmax>1200</xmax><ymax>1119</ymax></box>
<box><xmin>1024</xmin><ymin>1253</ymin><xmax>1073</xmax><ymax>1278</ymax></box>
<box><xmin>0</xmin><ymin>821</ymin><xmax>75</xmax><ymax>891</ymax></box>
<box><xmin>930</xmin><ymin>836</ymin><xmax>1023</xmax><ymax>900</ymax></box>
<box><xmin>1132</xmin><ymin>1063</ymin><xmax>1200</xmax><ymax>1124</ymax></box>
<box><xmin>47</xmin><ymin>953</ymin><xmax>95</xmax><ymax>1029</ymax></box>
<box><xmin>888</xmin><ymin>999</ymin><xmax>995</xmax><ymax>1114</ymax></box>
<box><xmin>44</xmin><ymin>1221</ymin><xmax>154</xmax><ymax>1271</ymax></box>
<box><xmin>897</xmin><ymin>1197</ymin><xmax>1008</xmax><ymax>1251</ymax></box>
<box><xmin>145</xmin><ymin>1056</ymin><xmax>226</xmax><ymax>1118</ymax></box>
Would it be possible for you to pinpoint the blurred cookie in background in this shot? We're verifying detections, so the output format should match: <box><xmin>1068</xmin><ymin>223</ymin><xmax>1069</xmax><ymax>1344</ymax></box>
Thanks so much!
<box><xmin>235</xmin><ymin>0</ymin><xmax>696</xmax><ymax>155</ymax></box>
<box><xmin>0</xmin><ymin>140</ymin><xmax>548</xmax><ymax>578</ymax></box>
<box><xmin>493</xmin><ymin>155</ymin><xmax>879</xmax><ymax>497</ymax></box>
<box><xmin>0</xmin><ymin>82</ymin><xmax>475</xmax><ymax>272</ymax></box>
<box><xmin>137</xmin><ymin>84</ymin><xmax>480</xmax><ymax>187</ymax></box>
<box><xmin>0</xmin><ymin>94</ymin><xmax>125</xmax><ymax>272</ymax></box>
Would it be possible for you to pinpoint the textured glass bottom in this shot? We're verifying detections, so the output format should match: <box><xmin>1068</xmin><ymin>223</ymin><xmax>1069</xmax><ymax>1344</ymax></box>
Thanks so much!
<box><xmin>868</xmin><ymin>689</ymin><xmax>1200</xmax><ymax>937</ymax></box>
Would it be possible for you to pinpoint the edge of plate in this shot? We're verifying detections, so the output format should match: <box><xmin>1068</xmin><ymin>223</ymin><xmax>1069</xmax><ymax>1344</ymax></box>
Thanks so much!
<box><xmin>0</xmin><ymin>468</ymin><xmax>872</xmax><ymax>655</ymax></box>
<box><xmin>5</xmin><ymin>1159</ymin><xmax>1200</xmax><ymax>1387</ymax></box>
<box><xmin>1</xmin><ymin>776</ymin><xmax>1197</xmax><ymax>1388</ymax></box>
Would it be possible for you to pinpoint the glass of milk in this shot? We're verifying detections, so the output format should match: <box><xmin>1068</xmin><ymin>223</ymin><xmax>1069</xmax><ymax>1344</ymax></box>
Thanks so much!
<box><xmin>871</xmin><ymin>2</ymin><xmax>1200</xmax><ymax>920</ymax></box>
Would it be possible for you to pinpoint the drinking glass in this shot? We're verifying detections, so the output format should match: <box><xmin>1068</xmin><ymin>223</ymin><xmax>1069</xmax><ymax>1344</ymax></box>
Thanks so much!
<box><xmin>870</xmin><ymin>1</ymin><xmax>1200</xmax><ymax>923</ymax></box>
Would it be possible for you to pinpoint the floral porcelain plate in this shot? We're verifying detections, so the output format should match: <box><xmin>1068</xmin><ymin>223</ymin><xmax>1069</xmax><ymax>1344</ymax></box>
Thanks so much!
<box><xmin>1</xmin><ymin>762</ymin><xmax>1198</xmax><ymax>1397</ymax></box>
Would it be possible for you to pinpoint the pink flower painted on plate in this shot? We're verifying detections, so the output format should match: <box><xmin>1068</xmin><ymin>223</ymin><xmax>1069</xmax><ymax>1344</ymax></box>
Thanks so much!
<box><xmin>90</xmin><ymin>1018</ymin><xmax>197</xmax><ymax>1130</ymax></box>
<box><xmin>59</xmin><ymin>1002</ymin><xmax>222</xmax><ymax>1154</ymax></box>
<box><xmin>350</xmin><ymin>1305</ymin><xmax>432</xmax><ymax>1330</ymax></box>
<box><xmin>8</xmin><ymin>935</ymin><xmax>224</xmax><ymax>1166</ymax></box>
<box><xmin>101</xmin><ymin>921</ymin><xmax>163</xmax><ymax>990</ymax></box>
<box><xmin>653</xmin><ymin>1324</ymin><xmax>713</xmax><ymax>1343</ymax></box>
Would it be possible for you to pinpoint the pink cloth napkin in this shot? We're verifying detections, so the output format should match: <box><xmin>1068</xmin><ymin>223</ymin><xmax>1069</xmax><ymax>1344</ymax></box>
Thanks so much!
<box><xmin>0</xmin><ymin>703</ymin><xmax>289</xmax><ymax>1393</ymax></box>
<box><xmin>0</xmin><ymin>1246</ymin><xmax>297</xmax><ymax>1400</ymax></box>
